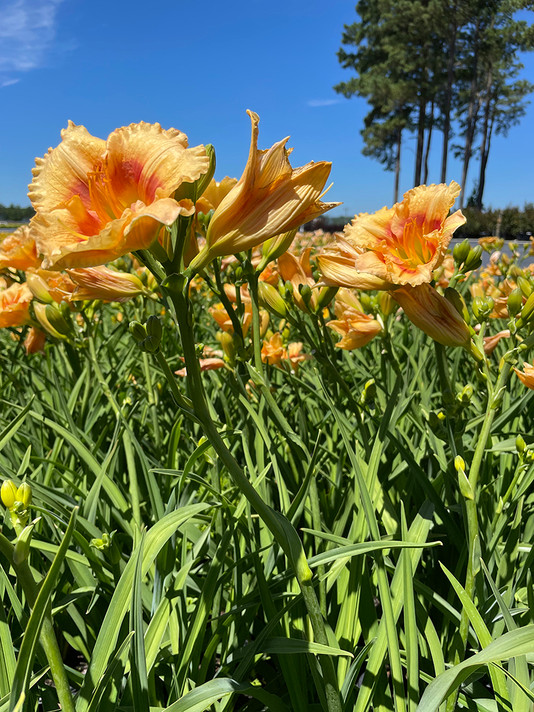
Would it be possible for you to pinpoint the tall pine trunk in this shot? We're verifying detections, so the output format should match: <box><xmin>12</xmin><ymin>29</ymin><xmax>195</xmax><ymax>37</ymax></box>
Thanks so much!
<box><xmin>414</xmin><ymin>94</ymin><xmax>426</xmax><ymax>185</ymax></box>
<box><xmin>441</xmin><ymin>3</ymin><xmax>457</xmax><ymax>183</ymax></box>
<box><xmin>459</xmin><ymin>19</ymin><xmax>480</xmax><ymax>209</ymax></box>
<box><xmin>394</xmin><ymin>127</ymin><xmax>402</xmax><ymax>203</ymax></box>
<box><xmin>423</xmin><ymin>100</ymin><xmax>435</xmax><ymax>184</ymax></box>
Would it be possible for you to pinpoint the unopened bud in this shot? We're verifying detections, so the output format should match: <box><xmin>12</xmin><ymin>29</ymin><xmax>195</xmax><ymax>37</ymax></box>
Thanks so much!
<box><xmin>298</xmin><ymin>284</ymin><xmax>313</xmax><ymax>308</ymax></box>
<box><xmin>317</xmin><ymin>286</ymin><xmax>338</xmax><ymax>310</ymax></box>
<box><xmin>507</xmin><ymin>288</ymin><xmax>523</xmax><ymax>318</ymax></box>
<box><xmin>516</xmin><ymin>435</ymin><xmax>527</xmax><ymax>453</ymax></box>
<box><xmin>472</xmin><ymin>296</ymin><xmax>494</xmax><ymax>322</ymax></box>
<box><xmin>463</xmin><ymin>246</ymin><xmax>483</xmax><ymax>272</ymax></box>
<box><xmin>129</xmin><ymin>321</ymin><xmax>147</xmax><ymax>342</ymax></box>
<box><xmin>453</xmin><ymin>239</ymin><xmax>471</xmax><ymax>266</ymax></box>
<box><xmin>359</xmin><ymin>379</ymin><xmax>376</xmax><ymax>405</ymax></box>
<box><xmin>26</xmin><ymin>272</ymin><xmax>53</xmax><ymax>303</ymax></box>
<box><xmin>517</xmin><ymin>276</ymin><xmax>532</xmax><ymax>298</ymax></box>
<box><xmin>444</xmin><ymin>287</ymin><xmax>470</xmax><ymax>323</ymax></box>
<box><xmin>454</xmin><ymin>456</ymin><xmax>474</xmax><ymax>500</ymax></box>
<box><xmin>1</xmin><ymin>480</ymin><xmax>18</xmax><ymax>509</ymax></box>
<box><xmin>378</xmin><ymin>291</ymin><xmax>395</xmax><ymax>317</ymax></box>
<box><xmin>259</xmin><ymin>230</ymin><xmax>297</xmax><ymax>270</ymax></box>
<box><xmin>520</xmin><ymin>291</ymin><xmax>534</xmax><ymax>324</ymax></box>
<box><xmin>34</xmin><ymin>302</ymin><xmax>65</xmax><ymax>339</ymax></box>
<box><xmin>45</xmin><ymin>304</ymin><xmax>72</xmax><ymax>336</ymax></box>
<box><xmin>258</xmin><ymin>281</ymin><xmax>287</xmax><ymax>318</ymax></box>
<box><xmin>16</xmin><ymin>482</ymin><xmax>32</xmax><ymax>509</ymax></box>
<box><xmin>216</xmin><ymin>331</ymin><xmax>236</xmax><ymax>362</ymax></box>
<box><xmin>146</xmin><ymin>315</ymin><xmax>162</xmax><ymax>344</ymax></box>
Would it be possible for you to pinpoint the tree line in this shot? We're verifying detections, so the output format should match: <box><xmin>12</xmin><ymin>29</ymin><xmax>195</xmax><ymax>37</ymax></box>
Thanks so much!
<box><xmin>0</xmin><ymin>203</ymin><xmax>34</xmax><ymax>222</ymax></box>
<box><xmin>335</xmin><ymin>0</ymin><xmax>534</xmax><ymax>209</ymax></box>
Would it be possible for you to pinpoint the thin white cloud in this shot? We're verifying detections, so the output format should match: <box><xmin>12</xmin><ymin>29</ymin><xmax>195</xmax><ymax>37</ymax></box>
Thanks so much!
<box><xmin>307</xmin><ymin>99</ymin><xmax>341</xmax><ymax>108</ymax></box>
<box><xmin>0</xmin><ymin>0</ymin><xmax>64</xmax><ymax>85</ymax></box>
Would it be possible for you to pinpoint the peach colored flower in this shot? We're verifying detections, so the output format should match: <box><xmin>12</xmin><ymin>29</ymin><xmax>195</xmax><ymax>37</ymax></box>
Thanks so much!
<box><xmin>0</xmin><ymin>226</ymin><xmax>41</xmax><ymax>271</ymax></box>
<box><xmin>261</xmin><ymin>332</ymin><xmax>287</xmax><ymax>365</ymax></box>
<box><xmin>318</xmin><ymin>182</ymin><xmax>465</xmax><ymax>289</ymax></box>
<box><xmin>286</xmin><ymin>342</ymin><xmax>310</xmax><ymax>372</ymax></box>
<box><xmin>514</xmin><ymin>360</ymin><xmax>534</xmax><ymax>389</ymax></box>
<box><xmin>195</xmin><ymin>177</ymin><xmax>238</xmax><ymax>216</ymax></box>
<box><xmin>392</xmin><ymin>283</ymin><xmax>470</xmax><ymax>347</ymax></box>
<box><xmin>29</xmin><ymin>122</ymin><xmax>210</xmax><ymax>269</ymax></box>
<box><xmin>514</xmin><ymin>361</ymin><xmax>534</xmax><ymax>389</ymax></box>
<box><xmin>66</xmin><ymin>266</ymin><xmax>144</xmax><ymax>302</ymax></box>
<box><xmin>189</xmin><ymin>111</ymin><xmax>339</xmax><ymax>269</ymax></box>
<box><xmin>24</xmin><ymin>327</ymin><xmax>47</xmax><ymax>354</ymax></box>
<box><xmin>327</xmin><ymin>289</ymin><xmax>382</xmax><ymax>350</ymax></box>
<box><xmin>0</xmin><ymin>283</ymin><xmax>32</xmax><ymax>328</ymax></box>
<box><xmin>278</xmin><ymin>248</ymin><xmax>320</xmax><ymax>312</ymax></box>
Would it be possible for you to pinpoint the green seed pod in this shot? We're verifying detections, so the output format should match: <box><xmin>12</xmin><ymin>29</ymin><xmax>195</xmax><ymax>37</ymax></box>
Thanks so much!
<box><xmin>453</xmin><ymin>239</ymin><xmax>471</xmax><ymax>265</ymax></box>
<box><xmin>516</xmin><ymin>435</ymin><xmax>527</xmax><ymax>453</ymax></box>
<box><xmin>1</xmin><ymin>480</ymin><xmax>18</xmax><ymax>509</ymax></box>
<box><xmin>463</xmin><ymin>245</ymin><xmax>483</xmax><ymax>272</ymax></box>
<box><xmin>507</xmin><ymin>288</ymin><xmax>524</xmax><ymax>317</ymax></box>
<box><xmin>142</xmin><ymin>335</ymin><xmax>160</xmax><ymax>353</ymax></box>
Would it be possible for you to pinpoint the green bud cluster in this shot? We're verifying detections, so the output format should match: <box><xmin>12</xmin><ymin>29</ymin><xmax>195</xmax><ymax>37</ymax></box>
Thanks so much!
<box><xmin>129</xmin><ymin>316</ymin><xmax>162</xmax><ymax>353</ymax></box>
<box><xmin>453</xmin><ymin>239</ymin><xmax>482</xmax><ymax>273</ymax></box>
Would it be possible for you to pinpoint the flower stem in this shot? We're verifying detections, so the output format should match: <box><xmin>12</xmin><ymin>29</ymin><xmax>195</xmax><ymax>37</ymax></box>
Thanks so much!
<box><xmin>166</xmin><ymin>284</ymin><xmax>343</xmax><ymax>712</ymax></box>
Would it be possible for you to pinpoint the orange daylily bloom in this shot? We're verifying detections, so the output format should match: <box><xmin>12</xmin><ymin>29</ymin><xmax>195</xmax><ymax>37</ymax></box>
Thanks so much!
<box><xmin>29</xmin><ymin>121</ymin><xmax>210</xmax><ymax>269</ymax></box>
<box><xmin>514</xmin><ymin>360</ymin><xmax>534</xmax><ymax>389</ymax></box>
<box><xmin>318</xmin><ymin>182</ymin><xmax>465</xmax><ymax>289</ymax></box>
<box><xmin>261</xmin><ymin>332</ymin><xmax>287</xmax><ymax>365</ymax></box>
<box><xmin>0</xmin><ymin>226</ymin><xmax>41</xmax><ymax>271</ymax></box>
<box><xmin>189</xmin><ymin>111</ymin><xmax>339</xmax><ymax>269</ymax></box>
<box><xmin>66</xmin><ymin>266</ymin><xmax>144</xmax><ymax>302</ymax></box>
<box><xmin>195</xmin><ymin>177</ymin><xmax>238</xmax><ymax>216</ymax></box>
<box><xmin>392</xmin><ymin>283</ymin><xmax>471</xmax><ymax>347</ymax></box>
<box><xmin>286</xmin><ymin>342</ymin><xmax>310</xmax><ymax>372</ymax></box>
<box><xmin>0</xmin><ymin>282</ymin><xmax>33</xmax><ymax>328</ymax></box>
<box><xmin>24</xmin><ymin>327</ymin><xmax>47</xmax><ymax>354</ymax></box>
<box><xmin>327</xmin><ymin>289</ymin><xmax>382</xmax><ymax>350</ymax></box>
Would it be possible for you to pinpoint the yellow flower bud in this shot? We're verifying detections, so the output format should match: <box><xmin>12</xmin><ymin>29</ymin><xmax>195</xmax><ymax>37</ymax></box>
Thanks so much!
<box><xmin>1</xmin><ymin>480</ymin><xmax>18</xmax><ymax>509</ymax></box>
<box><xmin>16</xmin><ymin>482</ymin><xmax>32</xmax><ymax>508</ymax></box>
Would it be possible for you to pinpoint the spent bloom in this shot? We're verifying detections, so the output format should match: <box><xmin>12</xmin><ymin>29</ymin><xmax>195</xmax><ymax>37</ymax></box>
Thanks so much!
<box><xmin>67</xmin><ymin>266</ymin><xmax>145</xmax><ymax>302</ymax></box>
<box><xmin>189</xmin><ymin>111</ymin><xmax>339</xmax><ymax>270</ymax></box>
<box><xmin>29</xmin><ymin>121</ymin><xmax>210</xmax><ymax>269</ymax></box>
<box><xmin>317</xmin><ymin>182</ymin><xmax>465</xmax><ymax>290</ymax></box>
<box><xmin>514</xmin><ymin>360</ymin><xmax>534</xmax><ymax>390</ymax></box>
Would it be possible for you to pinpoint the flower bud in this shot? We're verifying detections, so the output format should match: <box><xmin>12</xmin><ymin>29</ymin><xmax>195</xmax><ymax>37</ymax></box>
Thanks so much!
<box><xmin>507</xmin><ymin>288</ymin><xmax>524</xmax><ymax>318</ymax></box>
<box><xmin>298</xmin><ymin>283</ymin><xmax>313</xmax><ymax>309</ymax></box>
<box><xmin>146</xmin><ymin>315</ymin><xmax>162</xmax><ymax>343</ymax></box>
<box><xmin>25</xmin><ymin>272</ymin><xmax>54</xmax><ymax>304</ymax></box>
<box><xmin>453</xmin><ymin>239</ymin><xmax>471</xmax><ymax>266</ymax></box>
<box><xmin>1</xmin><ymin>480</ymin><xmax>18</xmax><ymax>509</ymax></box>
<box><xmin>316</xmin><ymin>286</ymin><xmax>338</xmax><ymax>310</ymax></box>
<box><xmin>259</xmin><ymin>229</ymin><xmax>297</xmax><ymax>271</ymax></box>
<box><xmin>463</xmin><ymin>246</ymin><xmax>483</xmax><ymax>272</ymax></box>
<box><xmin>516</xmin><ymin>435</ymin><xmax>527</xmax><ymax>453</ymax></box>
<box><xmin>378</xmin><ymin>291</ymin><xmax>395</xmax><ymax>317</ymax></box>
<box><xmin>216</xmin><ymin>331</ymin><xmax>236</xmax><ymax>363</ymax></box>
<box><xmin>518</xmin><ymin>276</ymin><xmax>532</xmax><ymax>298</ymax></box>
<box><xmin>359</xmin><ymin>378</ymin><xmax>376</xmax><ymax>405</ymax></box>
<box><xmin>472</xmin><ymin>296</ymin><xmax>494</xmax><ymax>322</ymax></box>
<box><xmin>16</xmin><ymin>482</ymin><xmax>32</xmax><ymax>509</ymax></box>
<box><xmin>258</xmin><ymin>281</ymin><xmax>287</xmax><ymax>318</ymax></box>
<box><xmin>129</xmin><ymin>321</ymin><xmax>147</xmax><ymax>343</ymax></box>
<box><xmin>45</xmin><ymin>303</ymin><xmax>72</xmax><ymax>336</ymax></box>
<box><xmin>520</xmin><ymin>291</ymin><xmax>534</xmax><ymax>324</ymax></box>
<box><xmin>444</xmin><ymin>287</ymin><xmax>470</xmax><ymax>324</ymax></box>
<box><xmin>34</xmin><ymin>302</ymin><xmax>66</xmax><ymax>339</ymax></box>
<box><xmin>454</xmin><ymin>456</ymin><xmax>474</xmax><ymax>500</ymax></box>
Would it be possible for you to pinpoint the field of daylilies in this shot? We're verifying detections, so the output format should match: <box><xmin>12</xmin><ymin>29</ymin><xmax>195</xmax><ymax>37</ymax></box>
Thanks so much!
<box><xmin>0</xmin><ymin>112</ymin><xmax>533</xmax><ymax>712</ymax></box>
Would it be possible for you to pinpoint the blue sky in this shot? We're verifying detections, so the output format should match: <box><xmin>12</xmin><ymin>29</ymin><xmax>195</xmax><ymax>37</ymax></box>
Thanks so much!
<box><xmin>0</xmin><ymin>0</ymin><xmax>533</xmax><ymax>218</ymax></box>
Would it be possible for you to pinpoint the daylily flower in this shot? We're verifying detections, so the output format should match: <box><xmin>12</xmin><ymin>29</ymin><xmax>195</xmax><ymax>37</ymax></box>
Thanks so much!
<box><xmin>0</xmin><ymin>226</ymin><xmax>41</xmax><ymax>271</ymax></box>
<box><xmin>261</xmin><ymin>332</ymin><xmax>287</xmax><ymax>365</ymax></box>
<box><xmin>24</xmin><ymin>327</ymin><xmax>47</xmax><ymax>354</ymax></box>
<box><xmin>317</xmin><ymin>182</ymin><xmax>465</xmax><ymax>289</ymax></box>
<box><xmin>514</xmin><ymin>360</ymin><xmax>534</xmax><ymax>390</ymax></box>
<box><xmin>392</xmin><ymin>283</ymin><xmax>471</xmax><ymax>348</ymax></box>
<box><xmin>483</xmin><ymin>329</ymin><xmax>510</xmax><ymax>355</ymax></box>
<box><xmin>189</xmin><ymin>111</ymin><xmax>339</xmax><ymax>270</ymax></box>
<box><xmin>26</xmin><ymin>269</ymin><xmax>76</xmax><ymax>304</ymax></box>
<box><xmin>0</xmin><ymin>282</ymin><xmax>33</xmax><ymax>328</ymax></box>
<box><xmin>29</xmin><ymin>121</ymin><xmax>210</xmax><ymax>269</ymax></box>
<box><xmin>327</xmin><ymin>289</ymin><xmax>382</xmax><ymax>350</ymax></box>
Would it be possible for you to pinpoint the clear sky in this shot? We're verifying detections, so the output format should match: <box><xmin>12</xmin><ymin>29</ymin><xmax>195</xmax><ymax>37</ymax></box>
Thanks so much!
<box><xmin>0</xmin><ymin>0</ymin><xmax>533</xmax><ymax>218</ymax></box>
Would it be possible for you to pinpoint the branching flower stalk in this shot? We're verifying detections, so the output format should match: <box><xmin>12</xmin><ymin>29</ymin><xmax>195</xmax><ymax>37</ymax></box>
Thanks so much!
<box><xmin>164</xmin><ymin>276</ymin><xmax>344</xmax><ymax>712</ymax></box>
